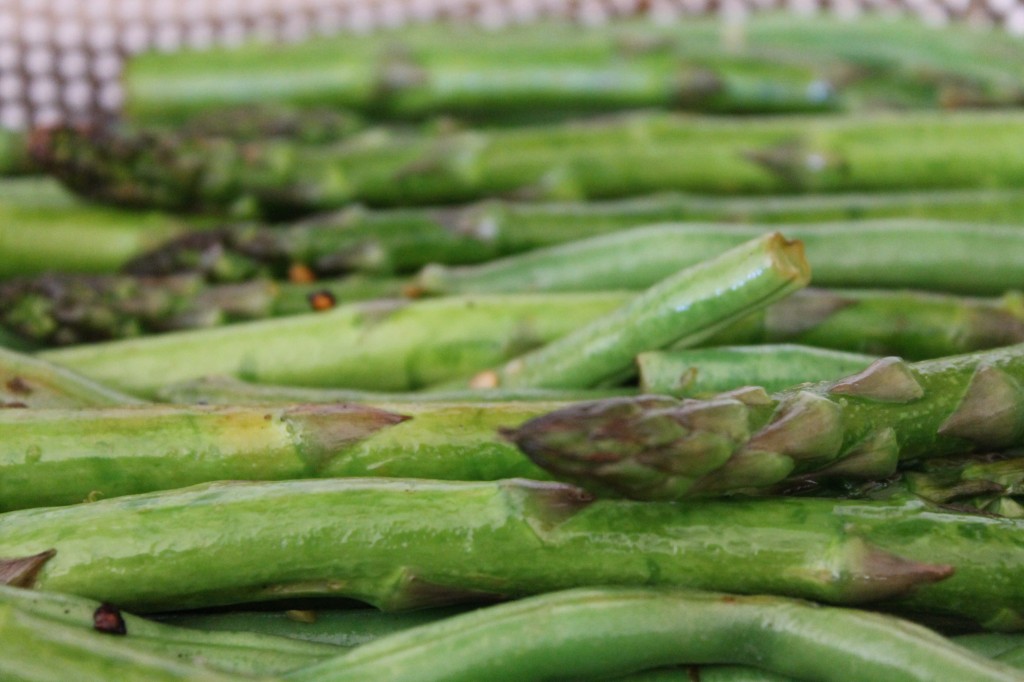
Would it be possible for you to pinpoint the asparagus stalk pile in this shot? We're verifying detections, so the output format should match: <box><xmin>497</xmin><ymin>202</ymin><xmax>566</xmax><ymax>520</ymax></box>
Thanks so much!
<box><xmin>14</xmin><ymin>13</ymin><xmax>1024</xmax><ymax>682</ymax></box>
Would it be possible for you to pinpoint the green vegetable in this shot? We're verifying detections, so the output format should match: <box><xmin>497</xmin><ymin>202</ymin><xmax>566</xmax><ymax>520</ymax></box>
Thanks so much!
<box><xmin>34</xmin><ymin>111</ymin><xmax>1024</xmax><ymax>218</ymax></box>
<box><xmin>415</xmin><ymin>221</ymin><xmax>1024</xmax><ymax>297</ymax></box>
<box><xmin>638</xmin><ymin>344</ymin><xmax>877</xmax><ymax>396</ymax></box>
<box><xmin>285</xmin><ymin>587</ymin><xmax>1024</xmax><ymax>682</ymax></box>
<box><xmin>470</xmin><ymin>232</ymin><xmax>809</xmax><ymax>389</ymax></box>
<box><xmin>157</xmin><ymin>375</ymin><xmax>627</xmax><ymax>405</ymax></box>
<box><xmin>505</xmin><ymin>343</ymin><xmax>1024</xmax><ymax>499</ymax></box>
<box><xmin>37</xmin><ymin>292</ymin><xmax>628</xmax><ymax>396</ymax></box>
<box><xmin>128</xmin><ymin>189</ymin><xmax>1024</xmax><ymax>282</ymax></box>
<box><xmin>0</xmin><ymin>603</ymin><xmax>254</xmax><ymax>682</ymax></box>
<box><xmin>0</xmin><ymin>401</ymin><xmax>558</xmax><ymax>511</ymax></box>
<box><xmin>0</xmin><ymin>585</ymin><xmax>338</xmax><ymax>676</ymax></box>
<box><xmin>0</xmin><ymin>479</ymin><xmax>987</xmax><ymax>620</ymax></box>
<box><xmin>0</xmin><ymin>347</ymin><xmax>143</xmax><ymax>408</ymax></box>
<box><xmin>706</xmin><ymin>288</ymin><xmax>1024</xmax><ymax>360</ymax></box>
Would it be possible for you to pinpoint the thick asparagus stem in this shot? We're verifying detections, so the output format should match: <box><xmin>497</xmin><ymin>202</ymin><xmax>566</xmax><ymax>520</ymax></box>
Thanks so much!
<box><xmin>505</xmin><ymin>343</ymin><xmax>1024</xmax><ymax>500</ymax></box>
<box><xmin>0</xmin><ymin>603</ymin><xmax>254</xmax><ymax>681</ymax></box>
<box><xmin>471</xmin><ymin>232</ymin><xmax>809</xmax><ymax>389</ymax></box>
<box><xmin>0</xmin><ymin>401</ymin><xmax>558</xmax><ymax>511</ymax></box>
<box><xmin>34</xmin><ymin>111</ymin><xmax>1024</xmax><ymax>217</ymax></box>
<box><xmin>127</xmin><ymin>189</ymin><xmax>1024</xmax><ymax>282</ymax></box>
<box><xmin>638</xmin><ymin>345</ymin><xmax>877</xmax><ymax>396</ymax></box>
<box><xmin>157</xmin><ymin>375</ymin><xmax>628</xmax><ymax>405</ymax></box>
<box><xmin>284</xmin><ymin>587</ymin><xmax>1024</xmax><ymax>682</ymax></box>
<box><xmin>36</xmin><ymin>292</ymin><xmax>628</xmax><ymax>396</ymax></box>
<box><xmin>0</xmin><ymin>347</ymin><xmax>143</xmax><ymax>408</ymax></box>
<box><xmin>0</xmin><ymin>585</ymin><xmax>338</xmax><ymax>676</ymax></box>
<box><xmin>415</xmin><ymin>221</ymin><xmax>1024</xmax><ymax>297</ymax></box>
<box><xmin>5</xmin><ymin>478</ymin><xmax>1020</xmax><ymax>625</ymax></box>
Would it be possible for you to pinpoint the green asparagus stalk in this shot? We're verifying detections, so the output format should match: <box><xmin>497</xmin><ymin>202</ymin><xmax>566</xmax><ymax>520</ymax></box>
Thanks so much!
<box><xmin>505</xmin><ymin>343</ymin><xmax>1024</xmax><ymax>500</ymax></box>
<box><xmin>0</xmin><ymin>347</ymin><xmax>143</xmax><ymax>408</ymax></box>
<box><xmin>415</xmin><ymin>221</ymin><xmax>1024</xmax><ymax>297</ymax></box>
<box><xmin>0</xmin><ymin>177</ymin><xmax>193</xmax><ymax>278</ymax></box>
<box><xmin>285</xmin><ymin>587</ymin><xmax>1024</xmax><ymax>682</ymax></box>
<box><xmin>898</xmin><ymin>454</ymin><xmax>1024</xmax><ymax>517</ymax></box>
<box><xmin>156</xmin><ymin>375</ymin><xmax>628</xmax><ymax>406</ymax></box>
<box><xmin>127</xmin><ymin>189</ymin><xmax>1024</xmax><ymax>282</ymax></box>
<box><xmin>11</xmin><ymin>477</ymin><xmax>1024</xmax><ymax>626</ymax></box>
<box><xmin>160</xmin><ymin>607</ymin><xmax>471</xmax><ymax>649</ymax></box>
<box><xmin>468</xmin><ymin>231</ymin><xmax>809</xmax><ymax>389</ymax></box>
<box><xmin>34</xmin><ymin>111</ymin><xmax>1024</xmax><ymax>218</ymax></box>
<box><xmin>0</xmin><ymin>603</ymin><xmax>255</xmax><ymax>681</ymax></box>
<box><xmin>123</xmin><ymin>16</ymin><xmax>1024</xmax><ymax>125</ymax></box>
<box><xmin>705</xmin><ymin>288</ymin><xmax>1024</xmax><ymax>361</ymax></box>
<box><xmin>0</xmin><ymin>585</ymin><xmax>339</xmax><ymax>676</ymax></box>
<box><xmin>36</xmin><ymin>292</ymin><xmax>628</xmax><ymax>397</ymax></box>
<box><xmin>0</xmin><ymin>401</ymin><xmax>560</xmax><ymax>511</ymax></box>
<box><xmin>638</xmin><ymin>345</ymin><xmax>877</xmax><ymax>397</ymax></box>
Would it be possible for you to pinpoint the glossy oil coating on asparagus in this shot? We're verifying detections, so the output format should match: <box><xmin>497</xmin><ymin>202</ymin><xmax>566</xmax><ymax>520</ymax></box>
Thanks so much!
<box><xmin>505</xmin><ymin>343</ymin><xmax>1024</xmax><ymax>500</ymax></box>
<box><xmin>5</xmin><ymin>478</ymin><xmax>1020</xmax><ymax>625</ymax></box>
<box><xmin>0</xmin><ymin>401</ymin><xmax>560</xmax><ymax>511</ymax></box>
<box><xmin>36</xmin><ymin>292</ymin><xmax>628</xmax><ymax>396</ymax></box>
<box><xmin>471</xmin><ymin>232</ymin><xmax>809</xmax><ymax>389</ymax></box>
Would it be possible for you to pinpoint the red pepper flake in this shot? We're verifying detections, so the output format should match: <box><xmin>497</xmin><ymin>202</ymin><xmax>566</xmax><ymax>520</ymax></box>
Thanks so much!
<box><xmin>307</xmin><ymin>290</ymin><xmax>337</xmax><ymax>312</ymax></box>
<box><xmin>289</xmin><ymin>263</ymin><xmax>317</xmax><ymax>283</ymax></box>
<box><xmin>93</xmin><ymin>603</ymin><xmax>127</xmax><ymax>635</ymax></box>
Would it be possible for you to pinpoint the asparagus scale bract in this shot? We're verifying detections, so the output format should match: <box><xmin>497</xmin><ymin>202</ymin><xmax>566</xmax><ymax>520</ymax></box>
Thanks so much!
<box><xmin>506</xmin><ymin>343</ymin><xmax>1024</xmax><ymax>500</ymax></box>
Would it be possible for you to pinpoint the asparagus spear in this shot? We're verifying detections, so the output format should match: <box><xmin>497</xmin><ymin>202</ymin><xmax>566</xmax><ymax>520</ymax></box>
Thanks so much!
<box><xmin>505</xmin><ymin>343</ymin><xmax>1024</xmax><ymax>500</ymax></box>
<box><xmin>157</xmin><ymin>375</ymin><xmax>627</xmax><ymax>406</ymax></box>
<box><xmin>176</xmin><ymin>104</ymin><xmax>365</xmax><ymax>144</ymax></box>
<box><xmin>0</xmin><ymin>177</ymin><xmax>193</xmax><ymax>278</ymax></box>
<box><xmin>34</xmin><ymin>111</ymin><xmax>1024</xmax><ymax>217</ymax></box>
<box><xmin>0</xmin><ymin>585</ymin><xmax>338</xmax><ymax>676</ymax></box>
<box><xmin>9</xmin><ymin>477</ymin><xmax>1024</xmax><ymax>625</ymax></box>
<box><xmin>36</xmin><ymin>292</ymin><xmax>628</xmax><ymax>396</ymax></box>
<box><xmin>0</xmin><ymin>603</ymin><xmax>257</xmax><ymax>681</ymax></box>
<box><xmin>415</xmin><ymin>221</ymin><xmax>1024</xmax><ymax>297</ymax></box>
<box><xmin>638</xmin><ymin>344</ymin><xmax>877</xmax><ymax>397</ymax></box>
<box><xmin>127</xmin><ymin>189</ymin><xmax>1024</xmax><ymax>282</ymax></box>
<box><xmin>0</xmin><ymin>401</ymin><xmax>561</xmax><ymax>511</ymax></box>
<box><xmin>705</xmin><ymin>288</ymin><xmax>1024</xmax><ymax>361</ymax></box>
<box><xmin>123</xmin><ymin>15</ymin><xmax>1024</xmax><ymax>125</ymax></box>
<box><xmin>468</xmin><ymin>232</ymin><xmax>809</xmax><ymax>389</ymax></box>
<box><xmin>285</xmin><ymin>587</ymin><xmax>1024</xmax><ymax>682</ymax></box>
<box><xmin>0</xmin><ymin>347</ymin><xmax>143</xmax><ymax>408</ymax></box>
